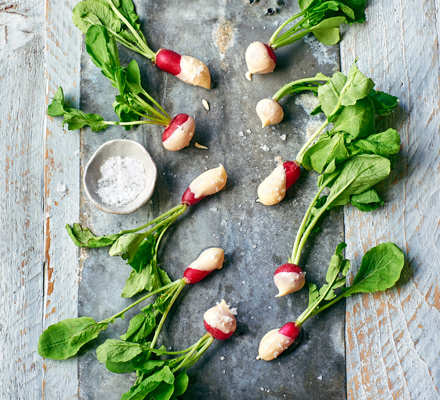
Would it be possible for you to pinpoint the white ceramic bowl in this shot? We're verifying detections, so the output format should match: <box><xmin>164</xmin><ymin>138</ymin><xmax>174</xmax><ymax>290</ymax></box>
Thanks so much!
<box><xmin>84</xmin><ymin>139</ymin><xmax>157</xmax><ymax>214</ymax></box>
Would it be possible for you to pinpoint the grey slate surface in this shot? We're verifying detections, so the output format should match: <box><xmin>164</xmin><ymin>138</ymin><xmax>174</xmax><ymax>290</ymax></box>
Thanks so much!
<box><xmin>77</xmin><ymin>1</ymin><xmax>345</xmax><ymax>399</ymax></box>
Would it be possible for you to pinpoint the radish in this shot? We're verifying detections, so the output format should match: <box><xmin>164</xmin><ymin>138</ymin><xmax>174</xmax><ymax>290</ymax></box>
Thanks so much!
<box><xmin>183</xmin><ymin>248</ymin><xmax>224</xmax><ymax>284</ymax></box>
<box><xmin>162</xmin><ymin>114</ymin><xmax>196</xmax><ymax>151</ymax></box>
<box><xmin>156</xmin><ymin>49</ymin><xmax>211</xmax><ymax>89</ymax></box>
<box><xmin>204</xmin><ymin>300</ymin><xmax>237</xmax><ymax>340</ymax></box>
<box><xmin>73</xmin><ymin>0</ymin><xmax>211</xmax><ymax>89</ymax></box>
<box><xmin>256</xmin><ymin>98</ymin><xmax>284</xmax><ymax>127</ymax></box>
<box><xmin>257</xmin><ymin>160</ymin><xmax>301</xmax><ymax>206</ymax></box>
<box><xmin>258</xmin><ymin>242</ymin><xmax>404</xmax><ymax>361</ymax></box>
<box><xmin>245</xmin><ymin>41</ymin><xmax>277</xmax><ymax>78</ymax></box>
<box><xmin>245</xmin><ymin>2</ymin><xmax>366</xmax><ymax>76</ymax></box>
<box><xmin>257</xmin><ymin>322</ymin><xmax>301</xmax><ymax>361</ymax></box>
<box><xmin>182</xmin><ymin>164</ymin><xmax>228</xmax><ymax>206</ymax></box>
<box><xmin>274</xmin><ymin>264</ymin><xmax>306</xmax><ymax>297</ymax></box>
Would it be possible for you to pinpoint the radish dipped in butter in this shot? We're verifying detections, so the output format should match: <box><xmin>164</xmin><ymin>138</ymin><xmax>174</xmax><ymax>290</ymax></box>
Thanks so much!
<box><xmin>258</xmin><ymin>160</ymin><xmax>300</xmax><ymax>206</ymax></box>
<box><xmin>245</xmin><ymin>41</ymin><xmax>277</xmax><ymax>77</ymax></box>
<box><xmin>162</xmin><ymin>114</ymin><xmax>195</xmax><ymax>151</ymax></box>
<box><xmin>274</xmin><ymin>264</ymin><xmax>306</xmax><ymax>297</ymax></box>
<box><xmin>257</xmin><ymin>322</ymin><xmax>301</xmax><ymax>361</ymax></box>
<box><xmin>182</xmin><ymin>164</ymin><xmax>227</xmax><ymax>205</ymax></box>
<box><xmin>183</xmin><ymin>248</ymin><xmax>224</xmax><ymax>284</ymax></box>
<box><xmin>204</xmin><ymin>300</ymin><xmax>237</xmax><ymax>340</ymax></box>
<box><xmin>256</xmin><ymin>99</ymin><xmax>284</xmax><ymax>127</ymax></box>
<box><xmin>156</xmin><ymin>49</ymin><xmax>211</xmax><ymax>89</ymax></box>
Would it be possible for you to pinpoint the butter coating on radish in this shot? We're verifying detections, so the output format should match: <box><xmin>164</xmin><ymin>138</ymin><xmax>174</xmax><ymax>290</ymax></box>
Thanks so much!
<box><xmin>245</xmin><ymin>41</ymin><xmax>277</xmax><ymax>76</ymax></box>
<box><xmin>183</xmin><ymin>248</ymin><xmax>224</xmax><ymax>284</ymax></box>
<box><xmin>256</xmin><ymin>99</ymin><xmax>284</xmax><ymax>127</ymax></box>
<box><xmin>274</xmin><ymin>264</ymin><xmax>306</xmax><ymax>297</ymax></box>
<box><xmin>257</xmin><ymin>322</ymin><xmax>301</xmax><ymax>361</ymax></box>
<box><xmin>257</xmin><ymin>161</ymin><xmax>301</xmax><ymax>206</ymax></box>
<box><xmin>204</xmin><ymin>300</ymin><xmax>237</xmax><ymax>340</ymax></box>
<box><xmin>182</xmin><ymin>165</ymin><xmax>227</xmax><ymax>205</ymax></box>
<box><xmin>156</xmin><ymin>49</ymin><xmax>211</xmax><ymax>89</ymax></box>
<box><xmin>162</xmin><ymin>114</ymin><xmax>195</xmax><ymax>151</ymax></box>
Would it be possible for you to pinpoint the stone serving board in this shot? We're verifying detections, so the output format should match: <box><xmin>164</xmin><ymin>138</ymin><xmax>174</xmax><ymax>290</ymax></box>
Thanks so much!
<box><xmin>77</xmin><ymin>1</ymin><xmax>344</xmax><ymax>399</ymax></box>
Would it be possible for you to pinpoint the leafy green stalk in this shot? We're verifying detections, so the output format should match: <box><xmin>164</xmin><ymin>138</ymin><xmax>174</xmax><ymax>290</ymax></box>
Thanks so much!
<box><xmin>269</xmin><ymin>0</ymin><xmax>367</xmax><ymax>49</ymax></box>
<box><xmin>72</xmin><ymin>0</ymin><xmax>156</xmax><ymax>60</ymax></box>
<box><xmin>295</xmin><ymin>242</ymin><xmax>404</xmax><ymax>327</ymax></box>
<box><xmin>271</xmin><ymin>74</ymin><xmax>330</xmax><ymax>101</ymax></box>
<box><xmin>38</xmin><ymin>280</ymin><xmax>182</xmax><ymax>360</ymax></box>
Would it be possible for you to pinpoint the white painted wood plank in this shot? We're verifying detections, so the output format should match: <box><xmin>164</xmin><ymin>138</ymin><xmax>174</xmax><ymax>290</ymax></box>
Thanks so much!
<box><xmin>340</xmin><ymin>1</ymin><xmax>440</xmax><ymax>399</ymax></box>
<box><xmin>42</xmin><ymin>0</ymin><xmax>82</xmax><ymax>398</ymax></box>
<box><xmin>0</xmin><ymin>1</ymin><xmax>46</xmax><ymax>398</ymax></box>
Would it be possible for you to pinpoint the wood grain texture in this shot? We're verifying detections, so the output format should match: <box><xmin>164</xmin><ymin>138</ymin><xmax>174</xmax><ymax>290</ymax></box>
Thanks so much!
<box><xmin>0</xmin><ymin>1</ymin><xmax>46</xmax><ymax>398</ymax></box>
<box><xmin>340</xmin><ymin>1</ymin><xmax>440</xmax><ymax>399</ymax></box>
<box><xmin>43</xmin><ymin>0</ymin><xmax>82</xmax><ymax>398</ymax></box>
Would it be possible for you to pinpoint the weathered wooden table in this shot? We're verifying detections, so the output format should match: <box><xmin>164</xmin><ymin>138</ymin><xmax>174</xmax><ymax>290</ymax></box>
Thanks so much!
<box><xmin>1</xmin><ymin>1</ymin><xmax>439</xmax><ymax>399</ymax></box>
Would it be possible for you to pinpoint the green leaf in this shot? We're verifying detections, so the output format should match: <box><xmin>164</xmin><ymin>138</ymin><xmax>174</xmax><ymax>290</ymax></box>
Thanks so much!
<box><xmin>151</xmin><ymin>382</ymin><xmax>175</xmax><ymax>400</ymax></box>
<box><xmin>128</xmin><ymin>235</ymin><xmax>156</xmax><ymax>273</ymax></box>
<box><xmin>351</xmin><ymin>129</ymin><xmax>401</xmax><ymax>158</ymax></box>
<box><xmin>308</xmin><ymin>282</ymin><xmax>320</xmax><ymax>307</ymax></box>
<box><xmin>302</xmin><ymin>132</ymin><xmax>349</xmax><ymax>173</ymax></box>
<box><xmin>154</xmin><ymin>288</ymin><xmax>176</xmax><ymax>314</ymax></box>
<box><xmin>120</xmin><ymin>305</ymin><xmax>156</xmax><ymax>342</ymax></box>
<box><xmin>109</xmin><ymin>233</ymin><xmax>146</xmax><ymax>263</ymax></box>
<box><xmin>66</xmin><ymin>223</ymin><xmax>121</xmax><ymax>248</ymax></box>
<box><xmin>309</xmin><ymin>16</ymin><xmax>346</xmax><ymax>45</ymax></box>
<box><xmin>345</xmin><ymin>242</ymin><xmax>404</xmax><ymax>295</ymax></box>
<box><xmin>48</xmin><ymin>87</ymin><xmax>68</xmax><ymax>116</ymax></box>
<box><xmin>85</xmin><ymin>24</ymin><xmax>120</xmax><ymax>81</ymax></box>
<box><xmin>105</xmin><ymin>360</ymin><xmax>136</xmax><ymax>374</ymax></box>
<box><xmin>121</xmin><ymin>366</ymin><xmax>175</xmax><ymax>400</ymax></box>
<box><xmin>96</xmin><ymin>339</ymin><xmax>144</xmax><ymax>363</ymax></box>
<box><xmin>325</xmin><ymin>242</ymin><xmax>347</xmax><ymax>283</ymax></box>
<box><xmin>122</xmin><ymin>268</ymin><xmax>152</xmax><ymax>298</ymax></box>
<box><xmin>331</xmin><ymin>97</ymin><xmax>376</xmax><ymax>139</ymax></box>
<box><xmin>38</xmin><ymin>317</ymin><xmax>109</xmax><ymax>360</ymax></box>
<box><xmin>72</xmin><ymin>0</ymin><xmax>121</xmax><ymax>34</ymax></box>
<box><xmin>173</xmin><ymin>372</ymin><xmax>189</xmax><ymax>397</ymax></box>
<box><xmin>350</xmin><ymin>189</ymin><xmax>384</xmax><ymax>212</ymax></box>
<box><xmin>318</xmin><ymin>63</ymin><xmax>374</xmax><ymax>118</ymax></box>
<box><xmin>132</xmin><ymin>359</ymin><xmax>166</xmax><ymax>375</ymax></box>
<box><xmin>327</xmin><ymin>154</ymin><xmax>391</xmax><ymax>207</ymax></box>
<box><xmin>126</xmin><ymin>59</ymin><xmax>143</xmax><ymax>94</ymax></box>
<box><xmin>369</xmin><ymin>90</ymin><xmax>399</xmax><ymax>116</ymax></box>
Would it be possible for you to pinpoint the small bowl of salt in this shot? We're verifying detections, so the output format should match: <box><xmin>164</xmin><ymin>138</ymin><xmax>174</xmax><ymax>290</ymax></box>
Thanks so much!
<box><xmin>84</xmin><ymin>139</ymin><xmax>157</xmax><ymax>214</ymax></box>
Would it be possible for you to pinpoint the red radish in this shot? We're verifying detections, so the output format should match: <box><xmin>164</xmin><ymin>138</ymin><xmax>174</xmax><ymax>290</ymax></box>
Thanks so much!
<box><xmin>245</xmin><ymin>41</ymin><xmax>277</xmax><ymax>77</ymax></box>
<box><xmin>162</xmin><ymin>114</ymin><xmax>195</xmax><ymax>151</ymax></box>
<box><xmin>156</xmin><ymin>49</ymin><xmax>211</xmax><ymax>89</ymax></box>
<box><xmin>183</xmin><ymin>248</ymin><xmax>225</xmax><ymax>284</ymax></box>
<box><xmin>274</xmin><ymin>263</ymin><xmax>306</xmax><ymax>297</ymax></box>
<box><xmin>204</xmin><ymin>300</ymin><xmax>237</xmax><ymax>340</ymax></box>
<box><xmin>182</xmin><ymin>164</ymin><xmax>227</xmax><ymax>206</ymax></box>
<box><xmin>257</xmin><ymin>161</ymin><xmax>301</xmax><ymax>206</ymax></box>
<box><xmin>256</xmin><ymin>98</ymin><xmax>284</xmax><ymax>127</ymax></box>
<box><xmin>257</xmin><ymin>322</ymin><xmax>301</xmax><ymax>361</ymax></box>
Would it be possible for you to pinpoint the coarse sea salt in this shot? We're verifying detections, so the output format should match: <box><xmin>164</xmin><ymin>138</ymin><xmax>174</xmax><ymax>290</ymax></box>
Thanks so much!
<box><xmin>96</xmin><ymin>156</ymin><xmax>146</xmax><ymax>207</ymax></box>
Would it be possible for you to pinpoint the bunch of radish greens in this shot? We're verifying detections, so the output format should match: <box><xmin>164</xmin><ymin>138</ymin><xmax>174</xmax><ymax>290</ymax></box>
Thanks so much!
<box><xmin>289</xmin><ymin>62</ymin><xmax>401</xmax><ymax>266</ymax></box>
<box><xmin>48</xmin><ymin>26</ymin><xmax>174</xmax><ymax>133</ymax></box>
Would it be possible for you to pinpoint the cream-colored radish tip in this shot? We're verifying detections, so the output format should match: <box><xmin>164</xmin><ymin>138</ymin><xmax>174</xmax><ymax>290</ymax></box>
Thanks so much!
<box><xmin>257</xmin><ymin>164</ymin><xmax>286</xmax><ymax>206</ymax></box>
<box><xmin>256</xmin><ymin>99</ymin><xmax>284</xmax><ymax>127</ymax></box>
<box><xmin>245</xmin><ymin>41</ymin><xmax>276</xmax><ymax>75</ymax></box>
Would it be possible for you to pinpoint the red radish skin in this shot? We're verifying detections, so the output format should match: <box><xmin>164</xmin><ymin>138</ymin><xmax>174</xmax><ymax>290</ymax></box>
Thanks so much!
<box><xmin>204</xmin><ymin>321</ymin><xmax>233</xmax><ymax>340</ymax></box>
<box><xmin>183</xmin><ymin>268</ymin><xmax>211</xmax><ymax>284</ymax></box>
<box><xmin>278</xmin><ymin>322</ymin><xmax>301</xmax><ymax>341</ymax></box>
<box><xmin>274</xmin><ymin>263</ymin><xmax>306</xmax><ymax>296</ymax></box>
<box><xmin>283</xmin><ymin>161</ymin><xmax>301</xmax><ymax>189</ymax></box>
<box><xmin>181</xmin><ymin>187</ymin><xmax>202</xmax><ymax>206</ymax></box>
<box><xmin>155</xmin><ymin>49</ymin><xmax>182</xmax><ymax>75</ymax></box>
<box><xmin>162</xmin><ymin>114</ymin><xmax>189</xmax><ymax>141</ymax></box>
<box><xmin>264</xmin><ymin>43</ymin><xmax>277</xmax><ymax>64</ymax></box>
